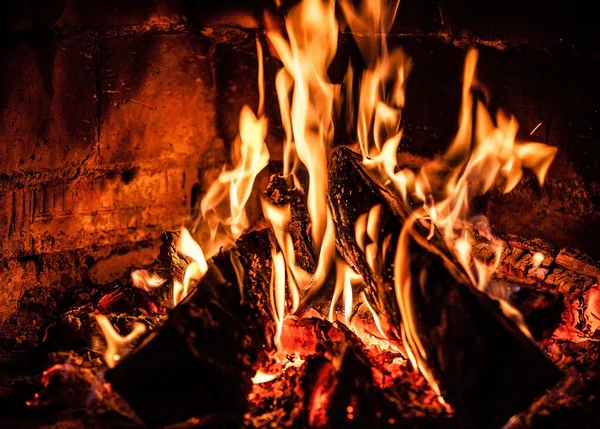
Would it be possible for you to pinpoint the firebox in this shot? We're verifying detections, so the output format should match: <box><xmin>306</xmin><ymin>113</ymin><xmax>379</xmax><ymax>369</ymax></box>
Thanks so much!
<box><xmin>1</xmin><ymin>1</ymin><xmax>599</xmax><ymax>428</ymax></box>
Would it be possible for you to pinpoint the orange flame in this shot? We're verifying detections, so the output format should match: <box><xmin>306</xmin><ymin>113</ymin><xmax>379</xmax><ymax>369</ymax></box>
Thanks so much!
<box><xmin>173</xmin><ymin>227</ymin><xmax>209</xmax><ymax>305</ymax></box>
<box><xmin>196</xmin><ymin>104</ymin><xmax>270</xmax><ymax>259</ymax></box>
<box><xmin>252</xmin><ymin>369</ymin><xmax>279</xmax><ymax>384</ymax></box>
<box><xmin>270</xmin><ymin>248</ymin><xmax>288</xmax><ymax>349</ymax></box>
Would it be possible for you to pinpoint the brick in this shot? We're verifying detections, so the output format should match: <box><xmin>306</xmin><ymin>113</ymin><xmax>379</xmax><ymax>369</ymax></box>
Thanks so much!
<box><xmin>0</xmin><ymin>1</ymin><xmax>65</xmax><ymax>33</ymax></box>
<box><xmin>439</xmin><ymin>0</ymin><xmax>598</xmax><ymax>52</ymax></box>
<box><xmin>0</xmin><ymin>240</ymin><xmax>160</xmax><ymax>334</ymax></box>
<box><xmin>0</xmin><ymin>34</ymin><xmax>97</xmax><ymax>175</ymax></box>
<box><xmin>0</xmin><ymin>165</ymin><xmax>196</xmax><ymax>259</ymax></box>
<box><xmin>98</xmin><ymin>33</ymin><xmax>223</xmax><ymax>166</ymax></box>
<box><xmin>55</xmin><ymin>0</ymin><xmax>182</xmax><ymax>29</ymax></box>
<box><xmin>213</xmin><ymin>29</ymin><xmax>283</xmax><ymax>162</ymax></box>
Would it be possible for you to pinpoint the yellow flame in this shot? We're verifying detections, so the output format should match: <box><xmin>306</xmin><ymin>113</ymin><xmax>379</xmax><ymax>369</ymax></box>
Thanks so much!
<box><xmin>261</xmin><ymin>200</ymin><xmax>304</xmax><ymax>311</ymax></box>
<box><xmin>131</xmin><ymin>269</ymin><xmax>166</xmax><ymax>292</ymax></box>
<box><xmin>172</xmin><ymin>279</ymin><xmax>184</xmax><ymax>307</ymax></box>
<box><xmin>360</xmin><ymin>292</ymin><xmax>387</xmax><ymax>339</ymax></box>
<box><xmin>193</xmin><ymin>40</ymin><xmax>270</xmax><ymax>259</ymax></box>
<box><xmin>365</xmin><ymin>48</ymin><xmax>557</xmax><ymax>298</ymax></box>
<box><xmin>267</xmin><ymin>0</ymin><xmax>337</xmax><ymax>252</ymax></box>
<box><xmin>173</xmin><ymin>227</ymin><xmax>209</xmax><ymax>306</ymax></box>
<box><xmin>339</xmin><ymin>0</ymin><xmax>410</xmax><ymax>160</ymax></box>
<box><xmin>531</xmin><ymin>252</ymin><xmax>544</xmax><ymax>269</ymax></box>
<box><xmin>270</xmin><ymin>249</ymin><xmax>287</xmax><ymax>349</ymax></box>
<box><xmin>393</xmin><ymin>217</ymin><xmax>443</xmax><ymax>398</ymax></box>
<box><xmin>343</xmin><ymin>269</ymin><xmax>353</xmax><ymax>324</ymax></box>
<box><xmin>95</xmin><ymin>315</ymin><xmax>146</xmax><ymax>368</ymax></box>
<box><xmin>252</xmin><ymin>369</ymin><xmax>279</xmax><ymax>384</ymax></box>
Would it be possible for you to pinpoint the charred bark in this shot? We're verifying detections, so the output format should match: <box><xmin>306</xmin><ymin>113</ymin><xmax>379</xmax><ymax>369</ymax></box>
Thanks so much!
<box><xmin>406</xmin><ymin>233</ymin><xmax>561</xmax><ymax>427</ymax></box>
<box><xmin>327</xmin><ymin>146</ymin><xmax>561</xmax><ymax>427</ymax></box>
<box><xmin>105</xmin><ymin>227</ymin><xmax>275</xmax><ymax>428</ymax></box>
<box><xmin>264</xmin><ymin>174</ymin><xmax>317</xmax><ymax>274</ymax></box>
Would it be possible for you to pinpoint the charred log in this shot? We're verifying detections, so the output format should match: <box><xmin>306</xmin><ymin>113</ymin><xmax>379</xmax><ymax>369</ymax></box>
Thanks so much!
<box><xmin>327</xmin><ymin>146</ymin><xmax>561</xmax><ymax>427</ymax></box>
<box><xmin>264</xmin><ymin>174</ymin><xmax>317</xmax><ymax>273</ymax></box>
<box><xmin>327</xmin><ymin>147</ymin><xmax>407</xmax><ymax>330</ymax></box>
<box><xmin>105</xmin><ymin>227</ymin><xmax>275</xmax><ymax>427</ymax></box>
<box><xmin>406</xmin><ymin>233</ymin><xmax>561</xmax><ymax>427</ymax></box>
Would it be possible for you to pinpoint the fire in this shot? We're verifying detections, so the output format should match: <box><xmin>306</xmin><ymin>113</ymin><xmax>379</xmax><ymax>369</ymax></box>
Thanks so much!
<box><xmin>251</xmin><ymin>369</ymin><xmax>279</xmax><ymax>384</ymax></box>
<box><xmin>131</xmin><ymin>269</ymin><xmax>166</xmax><ymax>291</ymax></box>
<box><xmin>97</xmin><ymin>0</ymin><xmax>561</xmax><ymax>416</ymax></box>
<box><xmin>194</xmin><ymin>103</ymin><xmax>270</xmax><ymax>260</ymax></box>
<box><xmin>268</xmin><ymin>0</ymin><xmax>557</xmax><ymax>403</ymax></box>
<box><xmin>173</xmin><ymin>227</ymin><xmax>209</xmax><ymax>305</ymax></box>
<box><xmin>97</xmin><ymin>39</ymin><xmax>270</xmax><ymax>359</ymax></box>
<box><xmin>267</xmin><ymin>0</ymin><xmax>337</xmax><ymax>253</ymax></box>
<box><xmin>95</xmin><ymin>315</ymin><xmax>146</xmax><ymax>368</ymax></box>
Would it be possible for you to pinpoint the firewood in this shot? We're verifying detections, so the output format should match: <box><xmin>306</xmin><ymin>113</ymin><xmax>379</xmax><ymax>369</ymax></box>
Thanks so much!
<box><xmin>105</xmin><ymin>226</ymin><xmax>275</xmax><ymax>428</ymax></box>
<box><xmin>327</xmin><ymin>146</ymin><xmax>561</xmax><ymax>427</ymax></box>
<box><xmin>405</xmin><ymin>232</ymin><xmax>561</xmax><ymax>427</ymax></box>
<box><xmin>556</xmin><ymin>248</ymin><xmax>600</xmax><ymax>280</ymax></box>
<box><xmin>264</xmin><ymin>174</ymin><xmax>317</xmax><ymax>273</ymax></box>
<box><xmin>327</xmin><ymin>147</ymin><xmax>407</xmax><ymax>330</ymax></box>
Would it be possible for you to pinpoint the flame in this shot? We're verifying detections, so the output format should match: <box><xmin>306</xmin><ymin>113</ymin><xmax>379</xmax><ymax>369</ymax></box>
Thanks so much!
<box><xmin>373</xmin><ymin>48</ymin><xmax>556</xmax><ymax>401</ymax></box>
<box><xmin>267</xmin><ymin>0</ymin><xmax>337</xmax><ymax>251</ymax></box>
<box><xmin>584</xmin><ymin>286</ymin><xmax>600</xmax><ymax>336</ymax></box>
<box><xmin>270</xmin><ymin>249</ymin><xmax>288</xmax><ymax>349</ymax></box>
<box><xmin>252</xmin><ymin>369</ymin><xmax>279</xmax><ymax>384</ymax></box>
<box><xmin>328</xmin><ymin>259</ymin><xmax>363</xmax><ymax>323</ymax></box>
<box><xmin>339</xmin><ymin>0</ymin><xmax>411</xmax><ymax>160</ymax></box>
<box><xmin>190</xmin><ymin>38</ymin><xmax>270</xmax><ymax>261</ymax></box>
<box><xmin>261</xmin><ymin>199</ymin><xmax>303</xmax><ymax>308</ymax></box>
<box><xmin>355</xmin><ymin>204</ymin><xmax>386</xmax><ymax>278</ymax></box>
<box><xmin>360</xmin><ymin>292</ymin><xmax>388</xmax><ymax>339</ymax></box>
<box><xmin>391</xmin><ymin>50</ymin><xmax>554</xmax><ymax>293</ymax></box>
<box><xmin>95</xmin><ymin>315</ymin><xmax>146</xmax><ymax>368</ymax></box>
<box><xmin>173</xmin><ymin>227</ymin><xmax>209</xmax><ymax>305</ymax></box>
<box><xmin>131</xmin><ymin>269</ymin><xmax>166</xmax><ymax>291</ymax></box>
<box><xmin>531</xmin><ymin>252</ymin><xmax>545</xmax><ymax>269</ymax></box>
<box><xmin>196</xmin><ymin>105</ymin><xmax>270</xmax><ymax>258</ymax></box>
<box><xmin>107</xmin><ymin>0</ymin><xmax>560</xmax><ymax>402</ymax></box>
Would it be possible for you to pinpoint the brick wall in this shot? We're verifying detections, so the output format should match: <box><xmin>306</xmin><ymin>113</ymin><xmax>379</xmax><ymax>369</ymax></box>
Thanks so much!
<box><xmin>0</xmin><ymin>0</ymin><xmax>598</xmax><ymax>326</ymax></box>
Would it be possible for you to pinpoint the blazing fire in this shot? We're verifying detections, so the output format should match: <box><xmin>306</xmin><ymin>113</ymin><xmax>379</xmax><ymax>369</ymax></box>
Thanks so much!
<box><xmin>94</xmin><ymin>0</ymin><xmax>567</xmax><ymax>425</ymax></box>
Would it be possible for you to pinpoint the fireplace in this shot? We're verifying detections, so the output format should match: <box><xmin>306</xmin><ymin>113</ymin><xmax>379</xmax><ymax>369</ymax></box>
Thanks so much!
<box><xmin>1</xmin><ymin>1</ymin><xmax>599</xmax><ymax>428</ymax></box>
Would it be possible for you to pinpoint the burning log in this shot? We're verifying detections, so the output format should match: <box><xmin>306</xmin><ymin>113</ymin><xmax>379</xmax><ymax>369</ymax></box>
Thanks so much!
<box><xmin>327</xmin><ymin>146</ymin><xmax>561</xmax><ymax>427</ymax></box>
<box><xmin>404</xmin><ymin>233</ymin><xmax>561</xmax><ymax>427</ymax></box>
<box><xmin>264</xmin><ymin>174</ymin><xmax>317</xmax><ymax>273</ymax></box>
<box><xmin>105</xmin><ymin>226</ymin><xmax>275</xmax><ymax>427</ymax></box>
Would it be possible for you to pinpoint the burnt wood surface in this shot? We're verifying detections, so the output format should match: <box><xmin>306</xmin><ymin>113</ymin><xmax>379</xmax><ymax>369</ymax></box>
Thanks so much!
<box><xmin>327</xmin><ymin>146</ymin><xmax>561</xmax><ymax>427</ymax></box>
<box><xmin>105</xmin><ymin>226</ymin><xmax>275</xmax><ymax>427</ymax></box>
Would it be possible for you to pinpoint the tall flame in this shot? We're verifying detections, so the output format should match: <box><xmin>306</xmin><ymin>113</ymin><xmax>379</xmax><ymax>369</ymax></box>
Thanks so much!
<box><xmin>339</xmin><ymin>0</ymin><xmax>411</xmax><ymax>160</ymax></box>
<box><xmin>267</xmin><ymin>0</ymin><xmax>337</xmax><ymax>251</ymax></box>
<box><xmin>376</xmin><ymin>50</ymin><xmax>557</xmax><ymax>295</ymax></box>
<box><xmin>195</xmin><ymin>104</ymin><xmax>270</xmax><ymax>259</ymax></box>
